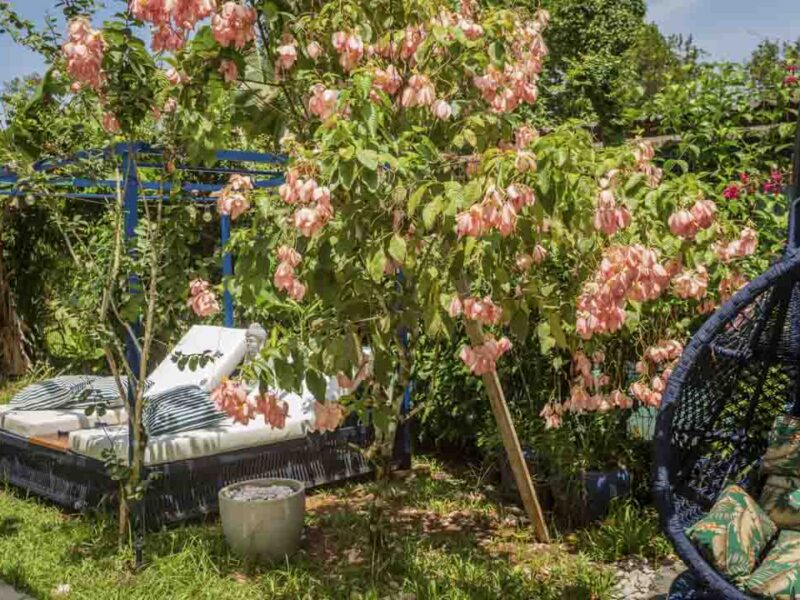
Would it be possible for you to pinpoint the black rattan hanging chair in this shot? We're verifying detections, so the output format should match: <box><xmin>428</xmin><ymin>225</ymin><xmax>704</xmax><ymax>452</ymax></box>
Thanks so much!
<box><xmin>653</xmin><ymin>108</ymin><xmax>800</xmax><ymax>600</ymax></box>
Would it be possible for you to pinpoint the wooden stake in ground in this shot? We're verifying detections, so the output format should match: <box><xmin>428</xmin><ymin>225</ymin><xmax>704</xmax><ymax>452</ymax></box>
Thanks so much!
<box><xmin>457</xmin><ymin>282</ymin><xmax>549</xmax><ymax>543</ymax></box>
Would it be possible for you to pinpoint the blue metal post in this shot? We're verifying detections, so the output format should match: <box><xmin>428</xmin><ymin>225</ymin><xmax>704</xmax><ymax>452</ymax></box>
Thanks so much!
<box><xmin>220</xmin><ymin>214</ymin><xmax>234</xmax><ymax>327</ymax></box>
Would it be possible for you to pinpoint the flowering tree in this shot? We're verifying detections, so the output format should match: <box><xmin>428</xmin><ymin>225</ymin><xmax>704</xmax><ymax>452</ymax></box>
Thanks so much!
<box><xmin>32</xmin><ymin>0</ymin><xmax>784</xmax><ymax>544</ymax></box>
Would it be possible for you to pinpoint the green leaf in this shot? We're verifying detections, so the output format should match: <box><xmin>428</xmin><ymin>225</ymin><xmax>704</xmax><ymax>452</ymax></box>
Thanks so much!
<box><xmin>306</xmin><ymin>369</ymin><xmax>327</xmax><ymax>402</ymax></box>
<box><xmin>367</xmin><ymin>249</ymin><xmax>388</xmax><ymax>282</ymax></box>
<box><xmin>339</xmin><ymin>160</ymin><xmax>357</xmax><ymax>189</ymax></box>
<box><xmin>357</xmin><ymin>148</ymin><xmax>379</xmax><ymax>170</ymax></box>
<box><xmin>422</xmin><ymin>196</ymin><xmax>443</xmax><ymax>230</ymax></box>
<box><xmin>547</xmin><ymin>311</ymin><xmax>568</xmax><ymax>348</ymax></box>
<box><xmin>408</xmin><ymin>182</ymin><xmax>432</xmax><ymax>214</ymax></box>
<box><xmin>509</xmin><ymin>308</ymin><xmax>529</xmax><ymax>341</ymax></box>
<box><xmin>536</xmin><ymin>321</ymin><xmax>556</xmax><ymax>354</ymax></box>
<box><xmin>389</xmin><ymin>234</ymin><xmax>407</xmax><ymax>262</ymax></box>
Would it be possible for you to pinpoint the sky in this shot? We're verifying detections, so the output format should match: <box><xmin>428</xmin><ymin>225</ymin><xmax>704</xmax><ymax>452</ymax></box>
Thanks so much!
<box><xmin>0</xmin><ymin>0</ymin><xmax>799</xmax><ymax>85</ymax></box>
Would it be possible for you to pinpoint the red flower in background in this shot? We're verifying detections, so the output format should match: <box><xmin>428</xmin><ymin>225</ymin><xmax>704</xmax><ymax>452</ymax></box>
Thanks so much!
<box><xmin>723</xmin><ymin>184</ymin><xmax>741</xmax><ymax>200</ymax></box>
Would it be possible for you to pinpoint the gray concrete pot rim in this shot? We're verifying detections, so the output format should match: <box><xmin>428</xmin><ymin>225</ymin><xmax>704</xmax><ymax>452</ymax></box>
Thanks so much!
<box><xmin>219</xmin><ymin>477</ymin><xmax>305</xmax><ymax>505</ymax></box>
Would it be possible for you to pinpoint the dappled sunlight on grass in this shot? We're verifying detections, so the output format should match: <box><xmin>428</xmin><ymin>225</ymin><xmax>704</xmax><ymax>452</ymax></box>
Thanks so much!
<box><xmin>0</xmin><ymin>458</ymin><xmax>618</xmax><ymax>599</ymax></box>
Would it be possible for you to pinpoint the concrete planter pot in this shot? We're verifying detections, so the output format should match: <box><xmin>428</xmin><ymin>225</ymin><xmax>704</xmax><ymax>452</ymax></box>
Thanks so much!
<box><xmin>218</xmin><ymin>478</ymin><xmax>305</xmax><ymax>561</ymax></box>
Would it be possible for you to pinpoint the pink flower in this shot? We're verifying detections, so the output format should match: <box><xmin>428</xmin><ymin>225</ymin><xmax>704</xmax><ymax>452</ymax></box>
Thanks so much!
<box><xmin>715</xmin><ymin>227</ymin><xmax>758</xmax><ymax>262</ymax></box>
<box><xmin>455</xmin><ymin>205</ymin><xmax>486</xmax><ymax>238</ymax></box>
<box><xmin>673</xmin><ymin>265</ymin><xmax>708</xmax><ymax>300</ymax></box>
<box><xmin>312</xmin><ymin>401</ymin><xmax>345</xmax><ymax>433</ymax></box>
<box><xmin>218</xmin><ymin>59</ymin><xmax>238</xmax><ymax>83</ymax></box>
<box><xmin>432</xmin><ymin>99</ymin><xmax>452</xmax><ymax>120</ymax></box>
<box><xmin>277</xmin><ymin>245</ymin><xmax>301</xmax><ymax>268</ymax></box>
<box><xmin>514</xmin><ymin>151</ymin><xmax>537</xmax><ymax>173</ymax></box>
<box><xmin>308</xmin><ymin>84</ymin><xmax>339</xmax><ymax>119</ymax></box>
<box><xmin>448</xmin><ymin>296</ymin><xmax>463</xmax><ymax>317</ymax></box>
<box><xmin>211</xmin><ymin>379</ymin><xmax>251</xmax><ymax>423</ymax></box>
<box><xmin>256</xmin><ymin>392</ymin><xmax>289</xmax><ymax>429</ymax></box>
<box><xmin>130</xmin><ymin>0</ymin><xmax>215</xmax><ymax>51</ymax></box>
<box><xmin>514</xmin><ymin>125</ymin><xmax>539</xmax><ymax>150</ymax></box>
<box><xmin>294</xmin><ymin>207</ymin><xmax>323</xmax><ymax>237</ymax></box>
<box><xmin>505</xmin><ymin>184</ymin><xmax>535</xmax><ymax>212</ymax></box>
<box><xmin>306</xmin><ymin>41</ymin><xmax>323</xmax><ymax>60</ymax></box>
<box><xmin>593</xmin><ymin>187</ymin><xmax>631</xmax><ymax>236</ymax></box>
<box><xmin>690</xmin><ymin>199</ymin><xmax>716</xmax><ymax>229</ymax></box>
<box><xmin>610</xmin><ymin>389</ymin><xmax>633</xmax><ymax>410</ymax></box>
<box><xmin>516</xmin><ymin>253</ymin><xmax>534</xmax><ymax>272</ymax></box>
<box><xmin>189</xmin><ymin>289</ymin><xmax>220</xmax><ymax>318</ymax></box>
<box><xmin>540</xmin><ymin>402</ymin><xmax>562</xmax><ymax>429</ymax></box>
<box><xmin>401</xmin><ymin>74</ymin><xmax>436</xmax><ymax>108</ymax></box>
<box><xmin>723</xmin><ymin>184</ymin><xmax>741</xmax><ymax>200</ymax></box>
<box><xmin>668</xmin><ymin>209</ymin><xmax>699</xmax><ymax>240</ymax></box>
<box><xmin>212</xmin><ymin>174</ymin><xmax>253</xmax><ymax>221</ymax></box>
<box><xmin>165</xmin><ymin>67</ymin><xmax>189</xmax><ymax>86</ymax></box>
<box><xmin>276</xmin><ymin>40</ymin><xmax>298</xmax><ymax>71</ymax></box>
<box><xmin>462</xmin><ymin>296</ymin><xmax>503</xmax><ymax>326</ymax></box>
<box><xmin>62</xmin><ymin>17</ymin><xmax>106</xmax><ymax>91</ymax></box>
<box><xmin>532</xmin><ymin>244</ymin><xmax>547</xmax><ymax>264</ymax></box>
<box><xmin>373</xmin><ymin>65</ymin><xmax>403</xmax><ymax>95</ymax></box>
<box><xmin>163</xmin><ymin>97</ymin><xmax>178</xmax><ymax>113</ymax></box>
<box><xmin>211</xmin><ymin>2</ymin><xmax>256</xmax><ymax>49</ymax></box>
<box><xmin>331</xmin><ymin>31</ymin><xmax>364</xmax><ymax>71</ymax></box>
<box><xmin>102</xmin><ymin>111</ymin><xmax>120</xmax><ymax>133</ymax></box>
<box><xmin>497</xmin><ymin>203</ymin><xmax>517</xmax><ymax>237</ymax></box>
<box><xmin>188</xmin><ymin>278</ymin><xmax>210</xmax><ymax>297</ymax></box>
<box><xmin>460</xmin><ymin>335</ymin><xmax>512</xmax><ymax>375</ymax></box>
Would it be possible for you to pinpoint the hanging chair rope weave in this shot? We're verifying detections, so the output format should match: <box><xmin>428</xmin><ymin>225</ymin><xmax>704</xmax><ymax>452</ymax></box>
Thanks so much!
<box><xmin>654</xmin><ymin>104</ymin><xmax>800</xmax><ymax>599</ymax></box>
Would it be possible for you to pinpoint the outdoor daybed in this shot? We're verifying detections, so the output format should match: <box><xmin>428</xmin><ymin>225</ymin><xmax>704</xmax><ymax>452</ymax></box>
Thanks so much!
<box><xmin>0</xmin><ymin>325</ymin><xmax>408</xmax><ymax>528</ymax></box>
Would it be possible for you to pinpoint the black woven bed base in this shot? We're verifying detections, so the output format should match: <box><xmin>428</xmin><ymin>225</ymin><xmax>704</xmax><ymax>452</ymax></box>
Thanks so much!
<box><xmin>0</xmin><ymin>424</ymin><xmax>407</xmax><ymax>529</ymax></box>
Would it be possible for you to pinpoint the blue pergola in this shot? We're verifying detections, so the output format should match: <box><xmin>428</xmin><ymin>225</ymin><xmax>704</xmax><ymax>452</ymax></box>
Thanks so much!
<box><xmin>1</xmin><ymin>142</ymin><xmax>287</xmax><ymax>332</ymax></box>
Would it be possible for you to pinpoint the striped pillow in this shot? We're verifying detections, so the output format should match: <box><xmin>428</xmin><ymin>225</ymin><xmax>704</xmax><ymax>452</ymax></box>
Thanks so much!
<box><xmin>142</xmin><ymin>385</ymin><xmax>226</xmax><ymax>437</ymax></box>
<box><xmin>10</xmin><ymin>376</ymin><xmax>129</xmax><ymax>410</ymax></box>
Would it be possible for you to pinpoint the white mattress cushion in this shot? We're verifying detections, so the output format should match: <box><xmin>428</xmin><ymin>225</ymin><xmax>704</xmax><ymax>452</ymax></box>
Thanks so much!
<box><xmin>69</xmin><ymin>387</ymin><xmax>315</xmax><ymax>465</ymax></box>
<box><xmin>146</xmin><ymin>325</ymin><xmax>248</xmax><ymax>395</ymax></box>
<box><xmin>1</xmin><ymin>407</ymin><xmax>128</xmax><ymax>438</ymax></box>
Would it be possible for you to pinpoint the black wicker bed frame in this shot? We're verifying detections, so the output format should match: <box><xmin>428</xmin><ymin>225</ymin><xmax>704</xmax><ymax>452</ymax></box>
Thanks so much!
<box><xmin>0</xmin><ymin>421</ymin><xmax>410</xmax><ymax>529</ymax></box>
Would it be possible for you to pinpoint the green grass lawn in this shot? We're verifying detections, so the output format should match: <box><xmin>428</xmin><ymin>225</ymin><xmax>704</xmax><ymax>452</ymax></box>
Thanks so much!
<box><xmin>0</xmin><ymin>458</ymin><xmax>630</xmax><ymax>600</ymax></box>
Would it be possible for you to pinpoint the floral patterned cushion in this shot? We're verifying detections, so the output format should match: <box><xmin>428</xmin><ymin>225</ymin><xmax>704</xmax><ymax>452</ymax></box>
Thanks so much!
<box><xmin>743</xmin><ymin>530</ymin><xmax>800</xmax><ymax>599</ymax></box>
<box><xmin>760</xmin><ymin>475</ymin><xmax>800</xmax><ymax>530</ymax></box>
<box><xmin>761</xmin><ymin>415</ymin><xmax>800</xmax><ymax>477</ymax></box>
<box><xmin>687</xmin><ymin>484</ymin><xmax>777</xmax><ymax>583</ymax></box>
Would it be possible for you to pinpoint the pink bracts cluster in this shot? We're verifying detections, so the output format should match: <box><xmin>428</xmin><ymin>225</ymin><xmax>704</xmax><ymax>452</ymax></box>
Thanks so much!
<box><xmin>460</xmin><ymin>335</ymin><xmax>512</xmax><ymax>375</ymax></box>
<box><xmin>668</xmin><ymin>199</ymin><xmax>717</xmax><ymax>240</ymax></box>
<box><xmin>673</xmin><ymin>265</ymin><xmax>709</xmax><ymax>300</ymax></box>
<box><xmin>562</xmin><ymin>351</ymin><xmax>633</xmax><ymax>415</ymax></box>
<box><xmin>372</xmin><ymin>65</ymin><xmax>403</xmax><ymax>96</ymax></box>
<box><xmin>332</xmin><ymin>31</ymin><xmax>364</xmax><ymax>71</ymax></box>
<box><xmin>307</xmin><ymin>84</ymin><xmax>339</xmax><ymax>120</ymax></box>
<box><xmin>211</xmin><ymin>381</ymin><xmax>290</xmax><ymax>428</ymax></box>
<box><xmin>211</xmin><ymin>2</ymin><xmax>257</xmax><ymax>50</ymax></box>
<box><xmin>62</xmin><ymin>17</ymin><xmax>106</xmax><ymax>92</ymax></box>
<box><xmin>400</xmin><ymin>74</ymin><xmax>436</xmax><ymax>108</ymax></box>
<box><xmin>212</xmin><ymin>173</ymin><xmax>253</xmax><ymax>221</ymax></box>
<box><xmin>219</xmin><ymin>60</ymin><xmax>238</xmax><ymax>83</ymax></box>
<box><xmin>102</xmin><ymin>112</ymin><xmax>120</xmax><ymax>133</ymax></box>
<box><xmin>576</xmin><ymin>245</ymin><xmax>671</xmax><ymax>340</ymax></box>
<box><xmin>278</xmin><ymin>169</ymin><xmax>334</xmax><ymax>237</ymax></box>
<box><xmin>273</xmin><ymin>245</ymin><xmax>306</xmax><ymax>302</ymax></box>
<box><xmin>593</xmin><ymin>171</ymin><xmax>631</xmax><ymax>236</ymax></box>
<box><xmin>455</xmin><ymin>183</ymin><xmax>535</xmax><ymax>238</ymax></box>
<box><xmin>471</xmin><ymin>9</ymin><xmax>548</xmax><ymax>113</ymax></box>
<box><xmin>275</xmin><ymin>35</ymin><xmax>298</xmax><ymax>77</ymax></box>
<box><xmin>313</xmin><ymin>401</ymin><xmax>346</xmax><ymax>433</ymax></box>
<box><xmin>631</xmin><ymin>340</ymin><xmax>683</xmax><ymax>408</ymax></box>
<box><xmin>187</xmin><ymin>278</ymin><xmax>219</xmax><ymax>318</ymax></box>
<box><xmin>714</xmin><ymin>227</ymin><xmax>758</xmax><ymax>262</ymax></box>
<box><xmin>632</xmin><ymin>141</ymin><xmax>662</xmax><ymax>188</ymax></box>
<box><xmin>129</xmin><ymin>0</ymin><xmax>214</xmax><ymax>51</ymax></box>
<box><xmin>448</xmin><ymin>295</ymin><xmax>503</xmax><ymax>326</ymax></box>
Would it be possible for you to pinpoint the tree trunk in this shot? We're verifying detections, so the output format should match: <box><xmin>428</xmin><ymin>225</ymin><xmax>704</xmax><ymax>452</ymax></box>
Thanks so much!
<box><xmin>0</xmin><ymin>224</ymin><xmax>31</xmax><ymax>376</ymax></box>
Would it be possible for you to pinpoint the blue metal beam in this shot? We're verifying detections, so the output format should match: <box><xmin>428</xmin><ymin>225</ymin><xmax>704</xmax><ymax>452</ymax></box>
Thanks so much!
<box><xmin>220</xmin><ymin>215</ymin><xmax>234</xmax><ymax>327</ymax></box>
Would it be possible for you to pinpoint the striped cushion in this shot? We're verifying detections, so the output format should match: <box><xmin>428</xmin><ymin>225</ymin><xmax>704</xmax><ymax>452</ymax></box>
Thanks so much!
<box><xmin>10</xmin><ymin>376</ymin><xmax>128</xmax><ymax>410</ymax></box>
<box><xmin>142</xmin><ymin>385</ymin><xmax>226</xmax><ymax>437</ymax></box>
